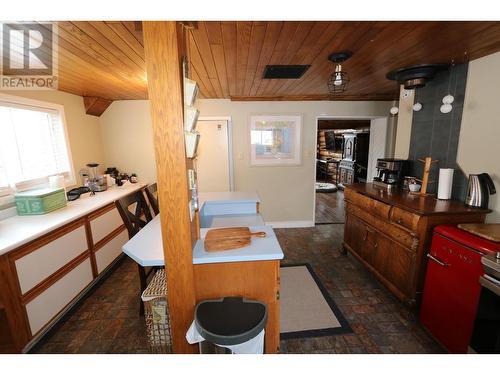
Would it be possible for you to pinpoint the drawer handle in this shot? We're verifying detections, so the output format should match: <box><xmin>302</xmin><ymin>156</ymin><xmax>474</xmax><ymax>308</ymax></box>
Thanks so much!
<box><xmin>427</xmin><ymin>253</ymin><xmax>449</xmax><ymax>267</ymax></box>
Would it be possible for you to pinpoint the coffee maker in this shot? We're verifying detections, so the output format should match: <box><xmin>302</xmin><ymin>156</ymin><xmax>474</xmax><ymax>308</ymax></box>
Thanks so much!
<box><xmin>373</xmin><ymin>158</ymin><xmax>409</xmax><ymax>189</ymax></box>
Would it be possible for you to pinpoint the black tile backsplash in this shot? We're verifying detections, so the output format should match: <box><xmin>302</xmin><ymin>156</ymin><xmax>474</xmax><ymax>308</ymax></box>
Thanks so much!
<box><xmin>408</xmin><ymin>62</ymin><xmax>469</xmax><ymax>201</ymax></box>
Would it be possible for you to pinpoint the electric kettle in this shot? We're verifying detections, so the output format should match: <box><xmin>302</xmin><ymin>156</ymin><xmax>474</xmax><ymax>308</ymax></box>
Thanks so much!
<box><xmin>465</xmin><ymin>173</ymin><xmax>496</xmax><ymax>209</ymax></box>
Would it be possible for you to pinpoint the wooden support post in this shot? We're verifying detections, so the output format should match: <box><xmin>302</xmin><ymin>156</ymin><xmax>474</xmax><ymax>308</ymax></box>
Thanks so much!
<box><xmin>143</xmin><ymin>21</ymin><xmax>197</xmax><ymax>354</ymax></box>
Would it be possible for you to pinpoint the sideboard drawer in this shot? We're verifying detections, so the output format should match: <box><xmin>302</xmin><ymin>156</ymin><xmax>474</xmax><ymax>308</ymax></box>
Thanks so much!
<box><xmin>15</xmin><ymin>224</ymin><xmax>88</xmax><ymax>295</ymax></box>
<box><xmin>390</xmin><ymin>207</ymin><xmax>420</xmax><ymax>232</ymax></box>
<box><xmin>90</xmin><ymin>206</ymin><xmax>123</xmax><ymax>245</ymax></box>
<box><xmin>25</xmin><ymin>258</ymin><xmax>93</xmax><ymax>335</ymax></box>
<box><xmin>345</xmin><ymin>189</ymin><xmax>391</xmax><ymax>220</ymax></box>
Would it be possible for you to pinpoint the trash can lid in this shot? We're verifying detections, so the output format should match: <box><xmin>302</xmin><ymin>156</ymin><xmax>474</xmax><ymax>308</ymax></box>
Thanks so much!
<box><xmin>194</xmin><ymin>297</ymin><xmax>268</xmax><ymax>346</ymax></box>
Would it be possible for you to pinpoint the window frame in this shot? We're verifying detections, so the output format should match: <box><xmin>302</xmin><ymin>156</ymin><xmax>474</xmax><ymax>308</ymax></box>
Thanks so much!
<box><xmin>0</xmin><ymin>93</ymin><xmax>76</xmax><ymax>191</ymax></box>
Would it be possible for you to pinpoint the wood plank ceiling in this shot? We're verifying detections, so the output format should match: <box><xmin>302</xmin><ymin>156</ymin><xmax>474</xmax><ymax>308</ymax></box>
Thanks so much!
<box><xmin>32</xmin><ymin>21</ymin><xmax>500</xmax><ymax>102</ymax></box>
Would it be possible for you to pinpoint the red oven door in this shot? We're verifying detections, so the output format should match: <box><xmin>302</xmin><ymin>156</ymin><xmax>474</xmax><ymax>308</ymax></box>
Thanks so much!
<box><xmin>420</xmin><ymin>232</ymin><xmax>485</xmax><ymax>353</ymax></box>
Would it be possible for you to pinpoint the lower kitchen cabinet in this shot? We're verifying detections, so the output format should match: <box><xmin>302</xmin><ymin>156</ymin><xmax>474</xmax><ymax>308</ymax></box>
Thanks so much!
<box><xmin>0</xmin><ymin>203</ymin><xmax>127</xmax><ymax>353</ymax></box>
<box><xmin>343</xmin><ymin>183</ymin><xmax>489</xmax><ymax>306</ymax></box>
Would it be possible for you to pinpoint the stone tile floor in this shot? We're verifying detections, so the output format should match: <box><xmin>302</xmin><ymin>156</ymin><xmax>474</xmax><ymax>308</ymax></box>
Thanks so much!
<box><xmin>31</xmin><ymin>223</ymin><xmax>444</xmax><ymax>354</ymax></box>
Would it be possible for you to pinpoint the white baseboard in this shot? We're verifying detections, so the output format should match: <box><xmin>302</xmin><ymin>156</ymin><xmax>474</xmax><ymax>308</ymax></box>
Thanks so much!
<box><xmin>265</xmin><ymin>220</ymin><xmax>314</xmax><ymax>228</ymax></box>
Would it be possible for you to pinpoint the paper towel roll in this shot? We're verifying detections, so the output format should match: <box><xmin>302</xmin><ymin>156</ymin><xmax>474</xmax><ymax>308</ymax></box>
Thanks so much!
<box><xmin>437</xmin><ymin>168</ymin><xmax>454</xmax><ymax>200</ymax></box>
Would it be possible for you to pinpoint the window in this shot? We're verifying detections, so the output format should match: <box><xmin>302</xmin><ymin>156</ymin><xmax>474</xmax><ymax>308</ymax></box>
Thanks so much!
<box><xmin>0</xmin><ymin>94</ymin><xmax>74</xmax><ymax>206</ymax></box>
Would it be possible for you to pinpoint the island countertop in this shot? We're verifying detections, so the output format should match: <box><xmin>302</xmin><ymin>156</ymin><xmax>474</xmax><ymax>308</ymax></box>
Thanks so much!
<box><xmin>0</xmin><ymin>181</ymin><xmax>146</xmax><ymax>255</ymax></box>
<box><xmin>346</xmin><ymin>183</ymin><xmax>491</xmax><ymax>216</ymax></box>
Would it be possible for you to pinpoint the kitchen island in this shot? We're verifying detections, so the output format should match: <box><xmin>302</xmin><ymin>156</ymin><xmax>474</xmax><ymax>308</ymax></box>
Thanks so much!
<box><xmin>122</xmin><ymin>191</ymin><xmax>284</xmax><ymax>353</ymax></box>
<box><xmin>343</xmin><ymin>183</ymin><xmax>490</xmax><ymax>307</ymax></box>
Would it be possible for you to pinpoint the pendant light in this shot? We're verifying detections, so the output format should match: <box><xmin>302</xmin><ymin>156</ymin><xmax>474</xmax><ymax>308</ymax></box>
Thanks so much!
<box><xmin>327</xmin><ymin>51</ymin><xmax>352</xmax><ymax>94</ymax></box>
<box><xmin>440</xmin><ymin>60</ymin><xmax>455</xmax><ymax>114</ymax></box>
<box><xmin>413</xmin><ymin>88</ymin><xmax>423</xmax><ymax>112</ymax></box>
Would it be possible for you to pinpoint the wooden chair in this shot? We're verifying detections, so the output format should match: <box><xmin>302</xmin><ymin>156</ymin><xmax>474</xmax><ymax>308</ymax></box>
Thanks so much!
<box><xmin>145</xmin><ymin>183</ymin><xmax>159</xmax><ymax>216</ymax></box>
<box><xmin>115</xmin><ymin>190</ymin><xmax>154</xmax><ymax>315</ymax></box>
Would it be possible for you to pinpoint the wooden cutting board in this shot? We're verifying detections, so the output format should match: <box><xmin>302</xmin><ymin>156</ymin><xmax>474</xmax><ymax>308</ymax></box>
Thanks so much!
<box><xmin>204</xmin><ymin>227</ymin><xmax>267</xmax><ymax>252</ymax></box>
<box><xmin>458</xmin><ymin>223</ymin><xmax>500</xmax><ymax>242</ymax></box>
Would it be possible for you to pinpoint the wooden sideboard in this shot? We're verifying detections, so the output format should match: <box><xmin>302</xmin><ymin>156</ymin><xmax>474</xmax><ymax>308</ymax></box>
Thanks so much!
<box><xmin>0</xmin><ymin>203</ymin><xmax>128</xmax><ymax>353</ymax></box>
<box><xmin>342</xmin><ymin>183</ymin><xmax>490</xmax><ymax>307</ymax></box>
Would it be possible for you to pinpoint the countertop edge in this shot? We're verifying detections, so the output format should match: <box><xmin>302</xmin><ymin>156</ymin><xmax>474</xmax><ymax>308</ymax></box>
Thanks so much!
<box><xmin>0</xmin><ymin>182</ymin><xmax>146</xmax><ymax>255</ymax></box>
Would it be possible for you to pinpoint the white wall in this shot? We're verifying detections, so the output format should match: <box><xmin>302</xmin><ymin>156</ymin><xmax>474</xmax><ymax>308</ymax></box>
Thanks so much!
<box><xmin>197</xmin><ymin>99</ymin><xmax>392</xmax><ymax>224</ymax></box>
<box><xmin>0</xmin><ymin>90</ymin><xmax>105</xmax><ymax>188</ymax></box>
<box><xmin>394</xmin><ymin>86</ymin><xmax>414</xmax><ymax>159</ymax></box>
<box><xmin>98</xmin><ymin>101</ymin><xmax>157</xmax><ymax>184</ymax></box>
<box><xmin>459</xmin><ymin>51</ymin><xmax>500</xmax><ymax>222</ymax></box>
<box><xmin>367</xmin><ymin>117</ymin><xmax>389</xmax><ymax>182</ymax></box>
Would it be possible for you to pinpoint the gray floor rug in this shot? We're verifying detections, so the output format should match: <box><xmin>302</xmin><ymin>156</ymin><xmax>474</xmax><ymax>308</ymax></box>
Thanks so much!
<box><xmin>280</xmin><ymin>263</ymin><xmax>352</xmax><ymax>339</ymax></box>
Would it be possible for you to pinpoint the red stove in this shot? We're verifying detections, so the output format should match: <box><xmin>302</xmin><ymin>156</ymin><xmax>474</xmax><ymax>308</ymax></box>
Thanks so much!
<box><xmin>420</xmin><ymin>224</ymin><xmax>500</xmax><ymax>353</ymax></box>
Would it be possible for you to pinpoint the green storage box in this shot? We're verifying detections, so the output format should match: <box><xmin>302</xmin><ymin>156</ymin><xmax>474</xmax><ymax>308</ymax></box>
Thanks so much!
<box><xmin>15</xmin><ymin>187</ymin><xmax>67</xmax><ymax>215</ymax></box>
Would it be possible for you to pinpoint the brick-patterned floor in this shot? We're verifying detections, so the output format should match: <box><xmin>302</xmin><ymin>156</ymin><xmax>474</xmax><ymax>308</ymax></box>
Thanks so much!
<box><xmin>31</xmin><ymin>224</ymin><xmax>443</xmax><ymax>354</ymax></box>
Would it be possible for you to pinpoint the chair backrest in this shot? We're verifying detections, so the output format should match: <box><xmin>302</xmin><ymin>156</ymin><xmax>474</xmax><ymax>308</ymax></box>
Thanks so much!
<box><xmin>145</xmin><ymin>183</ymin><xmax>159</xmax><ymax>216</ymax></box>
<box><xmin>115</xmin><ymin>190</ymin><xmax>153</xmax><ymax>238</ymax></box>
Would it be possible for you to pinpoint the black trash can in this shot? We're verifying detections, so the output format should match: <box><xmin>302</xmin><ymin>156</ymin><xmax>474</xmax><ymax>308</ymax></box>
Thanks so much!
<box><xmin>194</xmin><ymin>297</ymin><xmax>268</xmax><ymax>354</ymax></box>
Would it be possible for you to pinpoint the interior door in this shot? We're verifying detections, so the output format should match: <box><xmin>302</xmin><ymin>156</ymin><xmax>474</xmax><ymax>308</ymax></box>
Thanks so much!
<box><xmin>196</xmin><ymin>120</ymin><xmax>231</xmax><ymax>192</ymax></box>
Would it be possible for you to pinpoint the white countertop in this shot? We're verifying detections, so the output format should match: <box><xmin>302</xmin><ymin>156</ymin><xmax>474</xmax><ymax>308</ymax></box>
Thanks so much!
<box><xmin>122</xmin><ymin>191</ymin><xmax>284</xmax><ymax>267</ymax></box>
<box><xmin>192</xmin><ymin>225</ymin><xmax>283</xmax><ymax>265</ymax></box>
<box><xmin>0</xmin><ymin>181</ymin><xmax>146</xmax><ymax>255</ymax></box>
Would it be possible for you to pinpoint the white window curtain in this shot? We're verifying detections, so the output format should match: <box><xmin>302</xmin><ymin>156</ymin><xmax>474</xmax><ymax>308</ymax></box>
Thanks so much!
<box><xmin>0</xmin><ymin>99</ymin><xmax>73</xmax><ymax>208</ymax></box>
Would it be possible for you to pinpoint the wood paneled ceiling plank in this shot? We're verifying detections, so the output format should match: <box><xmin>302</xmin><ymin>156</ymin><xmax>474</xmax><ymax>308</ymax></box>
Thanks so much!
<box><xmin>235</xmin><ymin>21</ymin><xmax>253</xmax><ymax>96</ymax></box>
<box><xmin>243</xmin><ymin>22</ymin><xmax>267</xmax><ymax>95</ymax></box>
<box><xmin>205</xmin><ymin>21</ymin><xmax>223</xmax><ymax>45</ymax></box>
<box><xmin>255</xmin><ymin>21</ymin><xmax>306</xmax><ymax>96</ymax></box>
<box><xmin>187</xmin><ymin>32</ymin><xmax>218</xmax><ymax>97</ymax></box>
<box><xmin>190</xmin><ymin>63</ymin><xmax>211</xmax><ymax>99</ymax></box>
<box><xmin>271</xmin><ymin>21</ymin><xmax>346</xmax><ymax>96</ymax></box>
<box><xmin>221</xmin><ymin>22</ymin><xmax>238</xmax><ymax>96</ymax></box>
<box><xmin>20</xmin><ymin>23</ymin><xmax>144</xmax><ymax>99</ymax></box>
<box><xmin>57</xmin><ymin>22</ymin><xmax>143</xmax><ymax>81</ymax></box>
<box><xmin>122</xmin><ymin>21</ymin><xmax>144</xmax><ymax>46</ymax></box>
<box><xmin>71</xmin><ymin>21</ymin><xmax>146</xmax><ymax>74</ymax></box>
<box><xmin>105</xmin><ymin>21</ymin><xmax>145</xmax><ymax>60</ymax></box>
<box><xmin>190</xmin><ymin>23</ymin><xmax>224</xmax><ymax>97</ymax></box>
<box><xmin>261</xmin><ymin>21</ymin><xmax>316</xmax><ymax>96</ymax></box>
<box><xmin>210</xmin><ymin>44</ymin><xmax>230</xmax><ymax>97</ymax></box>
<box><xmin>248</xmin><ymin>21</ymin><xmax>283</xmax><ymax>96</ymax></box>
<box><xmin>289</xmin><ymin>21</ymin><xmax>393</xmax><ymax>96</ymax></box>
<box><xmin>88</xmin><ymin>21</ymin><xmax>145</xmax><ymax>68</ymax></box>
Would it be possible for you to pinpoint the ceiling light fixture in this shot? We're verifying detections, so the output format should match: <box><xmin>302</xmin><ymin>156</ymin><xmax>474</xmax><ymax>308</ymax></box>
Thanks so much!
<box><xmin>327</xmin><ymin>51</ymin><xmax>352</xmax><ymax>94</ymax></box>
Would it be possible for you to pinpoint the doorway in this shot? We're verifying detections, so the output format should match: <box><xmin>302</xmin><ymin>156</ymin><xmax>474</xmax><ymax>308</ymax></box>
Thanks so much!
<box><xmin>195</xmin><ymin>118</ymin><xmax>234</xmax><ymax>192</ymax></box>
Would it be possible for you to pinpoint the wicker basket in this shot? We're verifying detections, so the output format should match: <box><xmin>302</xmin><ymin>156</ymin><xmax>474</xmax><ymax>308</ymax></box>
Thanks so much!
<box><xmin>141</xmin><ymin>269</ymin><xmax>172</xmax><ymax>353</ymax></box>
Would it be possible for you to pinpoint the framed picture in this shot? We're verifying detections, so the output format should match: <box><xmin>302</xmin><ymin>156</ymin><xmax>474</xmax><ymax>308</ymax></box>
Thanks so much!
<box><xmin>249</xmin><ymin>114</ymin><xmax>302</xmax><ymax>166</ymax></box>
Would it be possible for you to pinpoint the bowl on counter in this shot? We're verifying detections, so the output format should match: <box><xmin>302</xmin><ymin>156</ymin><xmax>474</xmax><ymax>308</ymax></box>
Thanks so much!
<box><xmin>409</xmin><ymin>183</ymin><xmax>421</xmax><ymax>192</ymax></box>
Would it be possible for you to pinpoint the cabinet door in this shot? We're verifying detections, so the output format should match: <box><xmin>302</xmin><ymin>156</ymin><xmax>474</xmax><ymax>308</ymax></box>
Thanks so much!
<box><xmin>376</xmin><ymin>233</ymin><xmax>415</xmax><ymax>296</ymax></box>
<box><xmin>345</xmin><ymin>214</ymin><xmax>373</xmax><ymax>263</ymax></box>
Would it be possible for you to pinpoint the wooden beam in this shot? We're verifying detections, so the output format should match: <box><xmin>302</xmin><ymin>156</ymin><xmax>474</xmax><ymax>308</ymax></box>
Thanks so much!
<box><xmin>230</xmin><ymin>94</ymin><xmax>396</xmax><ymax>101</ymax></box>
<box><xmin>83</xmin><ymin>96</ymin><xmax>113</xmax><ymax>116</ymax></box>
<box><xmin>143</xmin><ymin>21</ymin><xmax>198</xmax><ymax>354</ymax></box>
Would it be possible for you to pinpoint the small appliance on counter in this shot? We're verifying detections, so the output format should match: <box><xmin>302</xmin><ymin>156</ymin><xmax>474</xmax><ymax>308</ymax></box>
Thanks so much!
<box><xmin>15</xmin><ymin>187</ymin><xmax>67</xmax><ymax>215</ymax></box>
<box><xmin>372</xmin><ymin>158</ymin><xmax>409</xmax><ymax>189</ymax></box>
<box><xmin>420</xmin><ymin>225</ymin><xmax>500</xmax><ymax>353</ymax></box>
<box><xmin>465</xmin><ymin>173</ymin><xmax>496</xmax><ymax>209</ymax></box>
<box><xmin>86</xmin><ymin>163</ymin><xmax>107</xmax><ymax>194</ymax></box>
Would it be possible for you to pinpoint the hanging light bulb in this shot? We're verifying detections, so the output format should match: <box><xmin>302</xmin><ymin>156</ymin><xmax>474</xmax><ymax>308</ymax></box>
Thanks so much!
<box><xmin>390</xmin><ymin>106</ymin><xmax>399</xmax><ymax>115</ymax></box>
<box><xmin>442</xmin><ymin>94</ymin><xmax>454</xmax><ymax>104</ymax></box>
<box><xmin>440</xmin><ymin>103</ymin><xmax>453</xmax><ymax>113</ymax></box>
<box><xmin>333</xmin><ymin>64</ymin><xmax>343</xmax><ymax>86</ymax></box>
<box><xmin>327</xmin><ymin>51</ymin><xmax>352</xmax><ymax>94</ymax></box>
<box><xmin>413</xmin><ymin>102</ymin><xmax>423</xmax><ymax>112</ymax></box>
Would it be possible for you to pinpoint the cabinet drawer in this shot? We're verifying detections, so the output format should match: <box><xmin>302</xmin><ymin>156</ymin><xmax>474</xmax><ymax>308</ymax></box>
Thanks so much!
<box><xmin>90</xmin><ymin>206</ymin><xmax>123</xmax><ymax>245</ymax></box>
<box><xmin>95</xmin><ymin>229</ymin><xmax>128</xmax><ymax>274</ymax></box>
<box><xmin>346</xmin><ymin>204</ymin><xmax>418</xmax><ymax>251</ymax></box>
<box><xmin>344</xmin><ymin>189</ymin><xmax>391</xmax><ymax>220</ymax></box>
<box><xmin>390</xmin><ymin>207</ymin><xmax>420</xmax><ymax>232</ymax></box>
<box><xmin>15</xmin><ymin>224</ymin><xmax>88</xmax><ymax>295</ymax></box>
<box><xmin>25</xmin><ymin>258</ymin><xmax>93</xmax><ymax>335</ymax></box>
